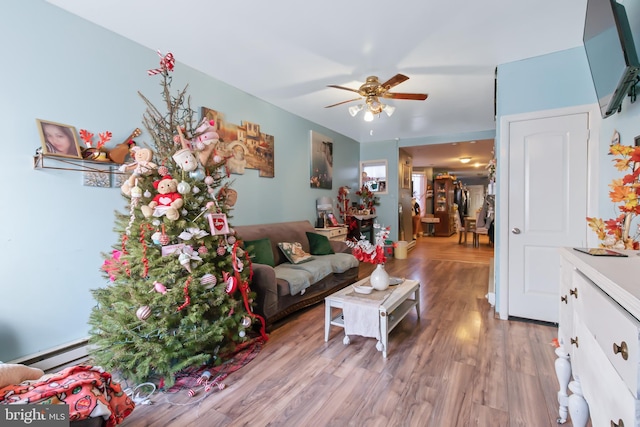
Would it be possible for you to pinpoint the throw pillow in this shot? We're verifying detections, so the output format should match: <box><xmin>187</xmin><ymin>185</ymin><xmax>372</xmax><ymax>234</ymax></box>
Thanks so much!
<box><xmin>306</xmin><ymin>232</ymin><xmax>335</xmax><ymax>255</ymax></box>
<box><xmin>277</xmin><ymin>242</ymin><xmax>314</xmax><ymax>264</ymax></box>
<box><xmin>244</xmin><ymin>238</ymin><xmax>275</xmax><ymax>267</ymax></box>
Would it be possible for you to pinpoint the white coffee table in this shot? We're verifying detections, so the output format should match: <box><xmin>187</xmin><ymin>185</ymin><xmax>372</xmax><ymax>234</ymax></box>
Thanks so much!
<box><xmin>324</xmin><ymin>277</ymin><xmax>420</xmax><ymax>358</ymax></box>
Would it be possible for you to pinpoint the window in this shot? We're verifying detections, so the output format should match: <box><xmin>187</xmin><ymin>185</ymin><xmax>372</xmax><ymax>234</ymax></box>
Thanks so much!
<box><xmin>360</xmin><ymin>160</ymin><xmax>388</xmax><ymax>194</ymax></box>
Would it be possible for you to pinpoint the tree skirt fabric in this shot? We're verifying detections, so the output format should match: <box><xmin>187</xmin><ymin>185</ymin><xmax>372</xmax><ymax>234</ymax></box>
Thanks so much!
<box><xmin>165</xmin><ymin>336</ymin><xmax>265</xmax><ymax>394</ymax></box>
<box><xmin>0</xmin><ymin>365</ymin><xmax>135</xmax><ymax>426</ymax></box>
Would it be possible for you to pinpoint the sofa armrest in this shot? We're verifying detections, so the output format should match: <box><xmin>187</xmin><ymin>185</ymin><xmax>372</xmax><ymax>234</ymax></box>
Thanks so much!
<box><xmin>249</xmin><ymin>263</ymin><xmax>278</xmax><ymax>319</ymax></box>
<box><xmin>329</xmin><ymin>240</ymin><xmax>351</xmax><ymax>254</ymax></box>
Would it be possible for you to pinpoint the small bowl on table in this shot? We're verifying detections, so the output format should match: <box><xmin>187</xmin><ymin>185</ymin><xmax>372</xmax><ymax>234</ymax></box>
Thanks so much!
<box><xmin>353</xmin><ymin>284</ymin><xmax>374</xmax><ymax>294</ymax></box>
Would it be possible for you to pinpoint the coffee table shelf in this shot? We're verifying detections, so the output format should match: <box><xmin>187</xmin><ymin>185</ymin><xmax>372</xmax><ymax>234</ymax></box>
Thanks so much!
<box><xmin>324</xmin><ymin>278</ymin><xmax>420</xmax><ymax>358</ymax></box>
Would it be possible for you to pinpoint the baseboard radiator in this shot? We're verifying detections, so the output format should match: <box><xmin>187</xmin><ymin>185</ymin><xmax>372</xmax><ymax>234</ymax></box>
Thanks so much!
<box><xmin>8</xmin><ymin>338</ymin><xmax>91</xmax><ymax>373</ymax></box>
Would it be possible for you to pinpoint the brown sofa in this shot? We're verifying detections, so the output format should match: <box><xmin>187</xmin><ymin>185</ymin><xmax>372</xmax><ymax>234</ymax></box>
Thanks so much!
<box><xmin>234</xmin><ymin>220</ymin><xmax>360</xmax><ymax>327</ymax></box>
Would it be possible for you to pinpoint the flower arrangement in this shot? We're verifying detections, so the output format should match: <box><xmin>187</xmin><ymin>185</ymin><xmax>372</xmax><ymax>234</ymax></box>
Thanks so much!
<box><xmin>345</xmin><ymin>223</ymin><xmax>390</xmax><ymax>264</ymax></box>
<box><xmin>356</xmin><ymin>184</ymin><xmax>380</xmax><ymax>213</ymax></box>
<box><xmin>587</xmin><ymin>142</ymin><xmax>640</xmax><ymax>250</ymax></box>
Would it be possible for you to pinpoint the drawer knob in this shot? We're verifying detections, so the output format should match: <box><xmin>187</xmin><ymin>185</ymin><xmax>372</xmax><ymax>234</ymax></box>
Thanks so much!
<box><xmin>611</xmin><ymin>419</ymin><xmax>624</xmax><ymax>427</ymax></box>
<box><xmin>569</xmin><ymin>288</ymin><xmax>578</xmax><ymax>298</ymax></box>
<box><xmin>560</xmin><ymin>295</ymin><xmax>567</xmax><ymax>304</ymax></box>
<box><xmin>571</xmin><ymin>337</ymin><xmax>579</xmax><ymax>348</ymax></box>
<box><xmin>613</xmin><ymin>341</ymin><xmax>629</xmax><ymax>361</ymax></box>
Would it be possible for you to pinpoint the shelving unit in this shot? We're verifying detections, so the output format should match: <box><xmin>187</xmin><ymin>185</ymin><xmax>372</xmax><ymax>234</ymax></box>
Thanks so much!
<box><xmin>33</xmin><ymin>152</ymin><xmax>125</xmax><ymax>174</ymax></box>
<box><xmin>434</xmin><ymin>176</ymin><xmax>455</xmax><ymax>236</ymax></box>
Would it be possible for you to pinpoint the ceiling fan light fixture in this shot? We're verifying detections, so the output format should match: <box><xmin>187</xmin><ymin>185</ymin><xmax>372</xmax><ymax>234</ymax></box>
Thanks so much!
<box><xmin>459</xmin><ymin>157</ymin><xmax>472</xmax><ymax>164</ymax></box>
<box><xmin>383</xmin><ymin>104</ymin><xmax>395</xmax><ymax>117</ymax></box>
<box><xmin>348</xmin><ymin>105</ymin><xmax>363</xmax><ymax>117</ymax></box>
<box><xmin>363</xmin><ymin>110</ymin><xmax>374</xmax><ymax>122</ymax></box>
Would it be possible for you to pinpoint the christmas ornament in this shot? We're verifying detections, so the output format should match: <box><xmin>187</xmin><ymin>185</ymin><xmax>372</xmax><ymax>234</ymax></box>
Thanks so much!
<box><xmin>216</xmin><ymin>246</ymin><xmax>227</xmax><ymax>256</ymax></box>
<box><xmin>147</xmin><ymin>50</ymin><xmax>174</xmax><ymax>76</ymax></box>
<box><xmin>227</xmin><ymin>236</ymin><xmax>236</xmax><ymax>245</ymax></box>
<box><xmin>192</xmin><ymin>186</ymin><xmax>200</xmax><ymax>194</ymax></box>
<box><xmin>187</xmin><ymin>388</ymin><xmax>196</xmax><ymax>397</ymax></box>
<box><xmin>197</xmin><ymin>371</ymin><xmax>211</xmax><ymax>385</ymax></box>
<box><xmin>198</xmin><ymin>245</ymin><xmax>208</xmax><ymax>255</ymax></box>
<box><xmin>144</xmin><ymin>190</ymin><xmax>152</xmax><ymax>198</ymax></box>
<box><xmin>223</xmin><ymin>272</ymin><xmax>237</xmax><ymax>294</ymax></box>
<box><xmin>177</xmin><ymin>181</ymin><xmax>191</xmax><ymax>195</ymax></box>
<box><xmin>200</xmin><ymin>274</ymin><xmax>216</xmax><ymax>289</ymax></box>
<box><xmin>239</xmin><ymin>330</ymin><xmax>246</xmax><ymax>338</ymax></box>
<box><xmin>130</xmin><ymin>185</ymin><xmax>142</xmax><ymax>199</ymax></box>
<box><xmin>136</xmin><ymin>305</ymin><xmax>151</xmax><ymax>320</ymax></box>
<box><xmin>153</xmin><ymin>281</ymin><xmax>167</xmax><ymax>294</ymax></box>
<box><xmin>151</xmin><ymin>231</ymin><xmax>161</xmax><ymax>245</ymax></box>
<box><xmin>241</xmin><ymin>316</ymin><xmax>252</xmax><ymax>327</ymax></box>
<box><xmin>173</xmin><ymin>128</ymin><xmax>199</xmax><ymax>172</ymax></box>
<box><xmin>157</xmin><ymin>165</ymin><xmax>169</xmax><ymax>176</ymax></box>
<box><xmin>204</xmin><ymin>176</ymin><xmax>214</xmax><ymax>186</ymax></box>
<box><xmin>189</xmin><ymin>168</ymin><xmax>205</xmax><ymax>181</ymax></box>
<box><xmin>159</xmin><ymin>225</ymin><xmax>170</xmax><ymax>246</ymax></box>
<box><xmin>208</xmin><ymin>213</ymin><xmax>230</xmax><ymax>235</ymax></box>
<box><xmin>178</xmin><ymin>253</ymin><xmax>192</xmax><ymax>272</ymax></box>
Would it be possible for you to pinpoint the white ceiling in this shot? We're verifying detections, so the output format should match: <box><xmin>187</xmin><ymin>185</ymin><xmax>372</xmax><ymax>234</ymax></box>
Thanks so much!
<box><xmin>46</xmin><ymin>0</ymin><xmax>587</xmax><ymax>175</ymax></box>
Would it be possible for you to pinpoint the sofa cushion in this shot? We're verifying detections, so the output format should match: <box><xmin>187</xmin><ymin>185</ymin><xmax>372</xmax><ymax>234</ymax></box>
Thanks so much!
<box><xmin>277</xmin><ymin>242</ymin><xmax>313</xmax><ymax>264</ymax></box>
<box><xmin>245</xmin><ymin>238</ymin><xmax>275</xmax><ymax>267</ymax></box>
<box><xmin>306</xmin><ymin>232</ymin><xmax>335</xmax><ymax>255</ymax></box>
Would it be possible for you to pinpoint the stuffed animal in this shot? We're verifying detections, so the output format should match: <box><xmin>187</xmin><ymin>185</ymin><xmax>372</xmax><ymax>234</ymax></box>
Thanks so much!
<box><xmin>119</xmin><ymin>147</ymin><xmax>158</xmax><ymax>195</ymax></box>
<box><xmin>0</xmin><ymin>363</ymin><xmax>44</xmax><ymax>389</ymax></box>
<box><xmin>140</xmin><ymin>175</ymin><xmax>183</xmax><ymax>221</ymax></box>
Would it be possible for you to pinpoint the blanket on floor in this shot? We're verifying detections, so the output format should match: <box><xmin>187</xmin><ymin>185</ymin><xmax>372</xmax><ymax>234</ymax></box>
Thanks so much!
<box><xmin>0</xmin><ymin>365</ymin><xmax>134</xmax><ymax>426</ymax></box>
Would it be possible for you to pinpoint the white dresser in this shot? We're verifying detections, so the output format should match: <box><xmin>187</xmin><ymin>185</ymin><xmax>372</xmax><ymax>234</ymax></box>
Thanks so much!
<box><xmin>314</xmin><ymin>226</ymin><xmax>348</xmax><ymax>241</ymax></box>
<box><xmin>557</xmin><ymin>247</ymin><xmax>640</xmax><ymax>426</ymax></box>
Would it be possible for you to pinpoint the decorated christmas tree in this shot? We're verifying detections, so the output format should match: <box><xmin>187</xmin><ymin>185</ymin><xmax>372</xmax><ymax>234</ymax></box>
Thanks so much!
<box><xmin>89</xmin><ymin>52</ymin><xmax>267</xmax><ymax>387</ymax></box>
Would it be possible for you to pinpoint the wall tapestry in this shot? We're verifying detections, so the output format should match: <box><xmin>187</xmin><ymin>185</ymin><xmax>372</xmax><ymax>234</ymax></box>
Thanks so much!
<box><xmin>199</xmin><ymin>107</ymin><xmax>274</xmax><ymax>178</ymax></box>
<box><xmin>310</xmin><ymin>130</ymin><xmax>333</xmax><ymax>189</ymax></box>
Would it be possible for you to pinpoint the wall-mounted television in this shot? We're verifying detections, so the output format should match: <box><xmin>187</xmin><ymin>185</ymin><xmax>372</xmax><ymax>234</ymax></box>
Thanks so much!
<box><xmin>583</xmin><ymin>0</ymin><xmax>640</xmax><ymax>118</ymax></box>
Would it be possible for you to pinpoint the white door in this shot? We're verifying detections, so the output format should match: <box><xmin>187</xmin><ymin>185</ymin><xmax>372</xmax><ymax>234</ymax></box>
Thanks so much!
<box><xmin>507</xmin><ymin>113</ymin><xmax>589</xmax><ymax>323</ymax></box>
<box><xmin>467</xmin><ymin>185</ymin><xmax>485</xmax><ymax>216</ymax></box>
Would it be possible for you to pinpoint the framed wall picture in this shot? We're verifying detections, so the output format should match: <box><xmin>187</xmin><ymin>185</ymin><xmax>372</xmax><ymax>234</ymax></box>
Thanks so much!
<box><xmin>310</xmin><ymin>130</ymin><xmax>333</xmax><ymax>189</ymax></box>
<box><xmin>36</xmin><ymin>119</ymin><xmax>82</xmax><ymax>159</ymax></box>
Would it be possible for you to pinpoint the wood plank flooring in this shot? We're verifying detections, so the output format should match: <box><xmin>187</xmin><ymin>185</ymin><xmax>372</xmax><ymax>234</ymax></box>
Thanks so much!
<box><xmin>120</xmin><ymin>234</ymin><xmax>578</xmax><ymax>426</ymax></box>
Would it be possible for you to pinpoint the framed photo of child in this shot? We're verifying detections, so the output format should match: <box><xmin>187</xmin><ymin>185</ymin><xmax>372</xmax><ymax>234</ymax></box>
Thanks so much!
<box><xmin>36</xmin><ymin>119</ymin><xmax>82</xmax><ymax>159</ymax></box>
<box><xmin>326</xmin><ymin>212</ymin><xmax>339</xmax><ymax>227</ymax></box>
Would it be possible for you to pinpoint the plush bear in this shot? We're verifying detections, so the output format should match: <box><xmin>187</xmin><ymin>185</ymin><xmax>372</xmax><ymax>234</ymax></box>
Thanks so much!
<box><xmin>140</xmin><ymin>175</ymin><xmax>183</xmax><ymax>221</ymax></box>
<box><xmin>119</xmin><ymin>147</ymin><xmax>158</xmax><ymax>195</ymax></box>
<box><xmin>0</xmin><ymin>363</ymin><xmax>44</xmax><ymax>389</ymax></box>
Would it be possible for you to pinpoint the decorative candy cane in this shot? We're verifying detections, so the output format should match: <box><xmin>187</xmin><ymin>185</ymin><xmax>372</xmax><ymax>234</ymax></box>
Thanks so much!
<box><xmin>147</xmin><ymin>50</ymin><xmax>175</xmax><ymax>76</ymax></box>
<box><xmin>177</xmin><ymin>276</ymin><xmax>192</xmax><ymax>311</ymax></box>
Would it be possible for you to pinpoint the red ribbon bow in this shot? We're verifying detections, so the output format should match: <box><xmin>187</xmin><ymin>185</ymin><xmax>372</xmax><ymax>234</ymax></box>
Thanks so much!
<box><xmin>147</xmin><ymin>50</ymin><xmax>175</xmax><ymax>76</ymax></box>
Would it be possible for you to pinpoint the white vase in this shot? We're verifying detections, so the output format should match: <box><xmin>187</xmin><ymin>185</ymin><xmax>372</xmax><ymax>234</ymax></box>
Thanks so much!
<box><xmin>370</xmin><ymin>263</ymin><xmax>390</xmax><ymax>291</ymax></box>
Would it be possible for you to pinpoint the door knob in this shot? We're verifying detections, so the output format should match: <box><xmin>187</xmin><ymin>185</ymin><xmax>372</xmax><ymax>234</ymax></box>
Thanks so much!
<box><xmin>511</xmin><ymin>228</ymin><xmax>521</xmax><ymax>234</ymax></box>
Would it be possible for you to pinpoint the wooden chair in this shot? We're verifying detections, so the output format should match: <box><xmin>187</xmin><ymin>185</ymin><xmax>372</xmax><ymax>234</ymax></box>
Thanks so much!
<box><xmin>473</xmin><ymin>212</ymin><xmax>489</xmax><ymax>247</ymax></box>
<box><xmin>454</xmin><ymin>214</ymin><xmax>475</xmax><ymax>244</ymax></box>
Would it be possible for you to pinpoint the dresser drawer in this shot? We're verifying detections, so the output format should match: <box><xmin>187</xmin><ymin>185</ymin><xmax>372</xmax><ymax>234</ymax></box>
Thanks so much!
<box><xmin>573</xmin><ymin>318</ymin><xmax>638</xmax><ymax>427</ymax></box>
<box><xmin>573</xmin><ymin>270</ymin><xmax>640</xmax><ymax>397</ymax></box>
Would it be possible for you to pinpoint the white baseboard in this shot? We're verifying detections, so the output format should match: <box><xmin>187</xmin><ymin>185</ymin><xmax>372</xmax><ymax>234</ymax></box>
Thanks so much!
<box><xmin>8</xmin><ymin>338</ymin><xmax>91</xmax><ymax>373</ymax></box>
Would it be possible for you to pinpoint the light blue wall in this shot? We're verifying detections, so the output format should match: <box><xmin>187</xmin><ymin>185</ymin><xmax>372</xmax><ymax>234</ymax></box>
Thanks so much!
<box><xmin>0</xmin><ymin>1</ymin><xmax>359</xmax><ymax>361</ymax></box>
<box><xmin>496</xmin><ymin>45</ymin><xmax>640</xmax><ymax>310</ymax></box>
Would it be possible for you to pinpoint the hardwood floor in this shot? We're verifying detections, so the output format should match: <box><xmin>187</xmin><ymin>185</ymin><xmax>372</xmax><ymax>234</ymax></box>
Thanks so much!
<box><xmin>121</xmin><ymin>234</ymin><xmax>575</xmax><ymax>426</ymax></box>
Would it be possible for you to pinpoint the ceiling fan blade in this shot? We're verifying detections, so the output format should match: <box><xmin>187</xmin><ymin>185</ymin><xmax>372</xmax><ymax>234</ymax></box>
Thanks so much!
<box><xmin>383</xmin><ymin>92</ymin><xmax>428</xmax><ymax>101</ymax></box>
<box><xmin>380</xmin><ymin>74</ymin><xmax>409</xmax><ymax>90</ymax></box>
<box><xmin>325</xmin><ymin>97</ymin><xmax>362</xmax><ymax>108</ymax></box>
<box><xmin>327</xmin><ymin>84</ymin><xmax>360</xmax><ymax>94</ymax></box>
